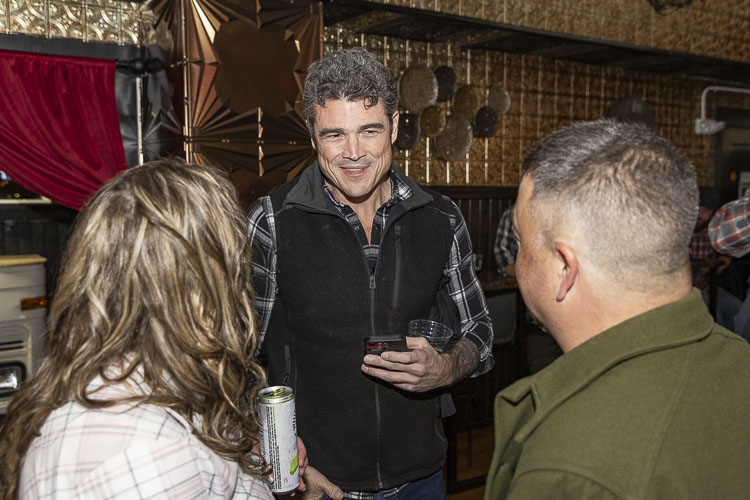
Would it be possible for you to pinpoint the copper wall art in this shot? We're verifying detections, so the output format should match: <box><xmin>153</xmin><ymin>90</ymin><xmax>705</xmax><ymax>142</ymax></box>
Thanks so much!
<box><xmin>150</xmin><ymin>0</ymin><xmax>322</xmax><ymax>205</ymax></box>
<box><xmin>359</xmin><ymin>0</ymin><xmax>750</xmax><ymax>66</ymax></box>
<box><xmin>434</xmin><ymin>115</ymin><xmax>473</xmax><ymax>161</ymax></box>
<box><xmin>434</xmin><ymin>65</ymin><xmax>457</xmax><ymax>101</ymax></box>
<box><xmin>394</xmin><ymin>112</ymin><xmax>420</xmax><ymax>150</ymax></box>
<box><xmin>420</xmin><ymin>104</ymin><xmax>446</xmax><ymax>137</ymax></box>
<box><xmin>399</xmin><ymin>63</ymin><xmax>438</xmax><ymax>113</ymax></box>
<box><xmin>473</xmin><ymin>106</ymin><xmax>499</xmax><ymax>138</ymax></box>
<box><xmin>487</xmin><ymin>85</ymin><xmax>511</xmax><ymax>116</ymax></box>
<box><xmin>453</xmin><ymin>84</ymin><xmax>484</xmax><ymax>121</ymax></box>
<box><xmin>0</xmin><ymin>0</ymin><xmax>142</xmax><ymax>44</ymax></box>
<box><xmin>329</xmin><ymin>23</ymin><xmax>744</xmax><ymax>187</ymax></box>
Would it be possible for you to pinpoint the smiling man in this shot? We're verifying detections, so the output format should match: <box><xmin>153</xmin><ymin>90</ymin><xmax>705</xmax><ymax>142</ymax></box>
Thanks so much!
<box><xmin>485</xmin><ymin>119</ymin><xmax>750</xmax><ymax>499</ymax></box>
<box><xmin>247</xmin><ymin>47</ymin><xmax>493</xmax><ymax>500</ymax></box>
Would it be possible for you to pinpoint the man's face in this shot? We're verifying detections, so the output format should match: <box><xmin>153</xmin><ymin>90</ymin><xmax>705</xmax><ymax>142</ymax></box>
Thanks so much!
<box><xmin>514</xmin><ymin>176</ymin><xmax>556</xmax><ymax>328</ymax></box>
<box><xmin>311</xmin><ymin>99</ymin><xmax>398</xmax><ymax>206</ymax></box>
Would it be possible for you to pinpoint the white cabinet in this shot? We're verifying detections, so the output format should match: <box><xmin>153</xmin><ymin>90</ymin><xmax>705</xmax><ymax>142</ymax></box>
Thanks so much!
<box><xmin>0</xmin><ymin>255</ymin><xmax>47</xmax><ymax>414</ymax></box>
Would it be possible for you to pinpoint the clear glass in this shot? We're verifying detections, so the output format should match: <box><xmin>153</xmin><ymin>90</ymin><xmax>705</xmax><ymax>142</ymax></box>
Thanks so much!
<box><xmin>407</xmin><ymin>319</ymin><xmax>453</xmax><ymax>352</ymax></box>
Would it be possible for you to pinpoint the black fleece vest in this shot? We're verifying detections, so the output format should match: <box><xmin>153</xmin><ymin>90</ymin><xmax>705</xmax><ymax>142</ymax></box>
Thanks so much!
<box><xmin>263</xmin><ymin>177</ymin><xmax>454</xmax><ymax>491</ymax></box>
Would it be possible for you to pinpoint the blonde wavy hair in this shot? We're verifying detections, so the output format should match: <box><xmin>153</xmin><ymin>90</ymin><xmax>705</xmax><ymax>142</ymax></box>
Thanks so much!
<box><xmin>0</xmin><ymin>159</ymin><xmax>267</xmax><ymax>498</ymax></box>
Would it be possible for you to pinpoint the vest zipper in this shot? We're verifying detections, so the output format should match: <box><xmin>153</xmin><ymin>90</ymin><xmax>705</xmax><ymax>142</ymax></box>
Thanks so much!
<box><xmin>369</xmin><ymin>274</ymin><xmax>377</xmax><ymax>333</ymax></box>
<box><xmin>369</xmin><ymin>272</ymin><xmax>384</xmax><ymax>488</ymax></box>
<box><xmin>337</xmin><ymin>210</ymin><xmax>395</xmax><ymax>489</ymax></box>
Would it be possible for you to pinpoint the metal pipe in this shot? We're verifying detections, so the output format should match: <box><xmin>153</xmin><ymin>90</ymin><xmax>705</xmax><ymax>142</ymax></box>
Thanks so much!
<box><xmin>136</xmin><ymin>76</ymin><xmax>144</xmax><ymax>166</ymax></box>
<box><xmin>700</xmin><ymin>85</ymin><xmax>750</xmax><ymax>121</ymax></box>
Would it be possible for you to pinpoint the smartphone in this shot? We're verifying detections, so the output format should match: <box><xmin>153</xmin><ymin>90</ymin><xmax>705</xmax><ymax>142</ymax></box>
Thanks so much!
<box><xmin>364</xmin><ymin>335</ymin><xmax>410</xmax><ymax>355</ymax></box>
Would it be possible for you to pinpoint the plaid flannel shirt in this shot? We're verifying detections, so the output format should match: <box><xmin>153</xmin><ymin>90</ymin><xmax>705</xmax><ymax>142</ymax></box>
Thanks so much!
<box><xmin>493</xmin><ymin>204</ymin><xmax>517</xmax><ymax>275</ymax></box>
<box><xmin>246</xmin><ymin>166</ymin><xmax>494</xmax><ymax>499</ymax></box>
<box><xmin>709</xmin><ymin>189</ymin><xmax>750</xmax><ymax>258</ymax></box>
<box><xmin>247</xmin><ymin>166</ymin><xmax>494</xmax><ymax>376</ymax></box>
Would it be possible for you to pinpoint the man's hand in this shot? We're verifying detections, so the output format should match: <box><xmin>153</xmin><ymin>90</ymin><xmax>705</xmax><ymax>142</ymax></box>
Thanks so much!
<box><xmin>718</xmin><ymin>255</ymin><xmax>732</xmax><ymax>273</ymax></box>
<box><xmin>286</xmin><ymin>466</ymin><xmax>344</xmax><ymax>500</ymax></box>
<box><xmin>264</xmin><ymin>437</ymin><xmax>310</xmax><ymax>494</ymax></box>
<box><xmin>361</xmin><ymin>336</ymin><xmax>478</xmax><ymax>392</ymax></box>
<box><xmin>296</xmin><ymin>437</ymin><xmax>309</xmax><ymax>491</ymax></box>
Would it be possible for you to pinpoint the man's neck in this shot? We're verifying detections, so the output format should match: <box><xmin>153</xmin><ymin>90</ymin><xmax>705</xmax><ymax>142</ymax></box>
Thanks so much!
<box><xmin>554</xmin><ymin>273</ymin><xmax>693</xmax><ymax>353</ymax></box>
<box><xmin>331</xmin><ymin>175</ymin><xmax>392</xmax><ymax>241</ymax></box>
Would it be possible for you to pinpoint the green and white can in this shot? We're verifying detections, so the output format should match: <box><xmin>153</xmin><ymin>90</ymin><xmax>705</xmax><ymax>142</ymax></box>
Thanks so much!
<box><xmin>258</xmin><ymin>385</ymin><xmax>300</xmax><ymax>494</ymax></box>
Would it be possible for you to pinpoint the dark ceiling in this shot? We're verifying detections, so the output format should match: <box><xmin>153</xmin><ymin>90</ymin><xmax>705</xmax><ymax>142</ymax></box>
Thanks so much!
<box><xmin>321</xmin><ymin>0</ymin><xmax>750</xmax><ymax>86</ymax></box>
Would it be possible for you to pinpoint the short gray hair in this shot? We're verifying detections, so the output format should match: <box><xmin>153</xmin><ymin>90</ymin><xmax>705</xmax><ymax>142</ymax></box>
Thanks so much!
<box><xmin>302</xmin><ymin>47</ymin><xmax>398</xmax><ymax>138</ymax></box>
<box><xmin>522</xmin><ymin>118</ymin><xmax>698</xmax><ymax>287</ymax></box>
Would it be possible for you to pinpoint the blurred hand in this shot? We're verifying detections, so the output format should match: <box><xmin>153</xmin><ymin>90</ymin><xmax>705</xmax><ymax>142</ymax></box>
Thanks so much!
<box><xmin>276</xmin><ymin>466</ymin><xmax>343</xmax><ymax>500</ymax></box>
<box><xmin>258</xmin><ymin>437</ymin><xmax>311</xmax><ymax>495</ymax></box>
<box><xmin>360</xmin><ymin>336</ymin><xmax>452</xmax><ymax>392</ymax></box>
<box><xmin>718</xmin><ymin>255</ymin><xmax>732</xmax><ymax>273</ymax></box>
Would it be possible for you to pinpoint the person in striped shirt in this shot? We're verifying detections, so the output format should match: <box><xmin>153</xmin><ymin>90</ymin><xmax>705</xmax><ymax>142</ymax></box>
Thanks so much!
<box><xmin>0</xmin><ymin>160</ymin><xmax>290</xmax><ymax>499</ymax></box>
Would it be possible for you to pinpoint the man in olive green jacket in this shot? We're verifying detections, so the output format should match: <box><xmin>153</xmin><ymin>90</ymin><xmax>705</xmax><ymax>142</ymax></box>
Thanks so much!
<box><xmin>486</xmin><ymin>119</ymin><xmax>750</xmax><ymax>499</ymax></box>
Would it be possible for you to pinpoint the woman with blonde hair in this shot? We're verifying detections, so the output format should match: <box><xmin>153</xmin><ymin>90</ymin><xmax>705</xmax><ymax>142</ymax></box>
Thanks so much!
<box><xmin>0</xmin><ymin>159</ymin><xmax>273</xmax><ymax>498</ymax></box>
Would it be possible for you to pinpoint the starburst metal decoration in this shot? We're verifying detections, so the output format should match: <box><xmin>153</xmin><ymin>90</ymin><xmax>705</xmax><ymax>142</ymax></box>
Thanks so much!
<box><xmin>147</xmin><ymin>0</ymin><xmax>322</xmax><ymax>204</ymax></box>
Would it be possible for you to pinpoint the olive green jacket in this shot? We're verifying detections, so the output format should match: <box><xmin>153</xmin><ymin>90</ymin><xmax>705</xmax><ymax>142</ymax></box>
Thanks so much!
<box><xmin>486</xmin><ymin>289</ymin><xmax>750</xmax><ymax>499</ymax></box>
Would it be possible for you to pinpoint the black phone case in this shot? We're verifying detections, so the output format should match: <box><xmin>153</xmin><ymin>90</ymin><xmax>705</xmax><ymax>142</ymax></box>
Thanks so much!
<box><xmin>364</xmin><ymin>335</ymin><xmax>409</xmax><ymax>354</ymax></box>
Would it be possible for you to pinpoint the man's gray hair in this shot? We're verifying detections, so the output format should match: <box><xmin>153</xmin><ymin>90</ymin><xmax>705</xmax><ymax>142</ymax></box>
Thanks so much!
<box><xmin>523</xmin><ymin>118</ymin><xmax>698</xmax><ymax>287</ymax></box>
<box><xmin>302</xmin><ymin>47</ymin><xmax>398</xmax><ymax>138</ymax></box>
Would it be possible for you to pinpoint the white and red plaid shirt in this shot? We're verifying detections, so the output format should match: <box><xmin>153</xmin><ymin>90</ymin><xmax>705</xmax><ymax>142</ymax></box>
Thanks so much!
<box><xmin>20</xmin><ymin>374</ymin><xmax>273</xmax><ymax>499</ymax></box>
<box><xmin>709</xmin><ymin>189</ymin><xmax>750</xmax><ymax>258</ymax></box>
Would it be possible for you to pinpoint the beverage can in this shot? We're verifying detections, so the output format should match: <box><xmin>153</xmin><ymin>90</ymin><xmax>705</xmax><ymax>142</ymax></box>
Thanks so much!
<box><xmin>257</xmin><ymin>385</ymin><xmax>300</xmax><ymax>494</ymax></box>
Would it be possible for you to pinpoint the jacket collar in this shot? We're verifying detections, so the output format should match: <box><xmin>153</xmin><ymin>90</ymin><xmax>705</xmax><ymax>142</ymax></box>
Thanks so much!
<box><xmin>283</xmin><ymin>160</ymin><xmax>433</xmax><ymax>213</ymax></box>
<box><xmin>501</xmin><ymin>288</ymin><xmax>714</xmax><ymax>440</ymax></box>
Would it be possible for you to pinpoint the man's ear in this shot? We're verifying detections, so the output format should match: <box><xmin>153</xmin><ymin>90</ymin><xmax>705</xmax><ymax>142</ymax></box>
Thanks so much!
<box><xmin>390</xmin><ymin>110</ymin><xmax>399</xmax><ymax>144</ymax></box>
<box><xmin>308</xmin><ymin>122</ymin><xmax>317</xmax><ymax>151</ymax></box>
<box><xmin>554</xmin><ymin>242</ymin><xmax>579</xmax><ymax>302</ymax></box>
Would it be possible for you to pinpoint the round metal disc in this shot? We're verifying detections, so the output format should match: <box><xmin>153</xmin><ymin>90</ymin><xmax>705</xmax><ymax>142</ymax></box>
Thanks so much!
<box><xmin>399</xmin><ymin>64</ymin><xmax>438</xmax><ymax>114</ymax></box>
<box><xmin>434</xmin><ymin>65</ymin><xmax>458</xmax><ymax>102</ymax></box>
<box><xmin>434</xmin><ymin>115</ymin><xmax>473</xmax><ymax>161</ymax></box>
<box><xmin>453</xmin><ymin>84</ymin><xmax>484</xmax><ymax>120</ymax></box>
<box><xmin>473</xmin><ymin>106</ymin><xmax>499</xmax><ymax>138</ymax></box>
<box><xmin>419</xmin><ymin>105</ymin><xmax>446</xmax><ymax>138</ymax></box>
<box><xmin>487</xmin><ymin>85</ymin><xmax>511</xmax><ymax>116</ymax></box>
<box><xmin>605</xmin><ymin>95</ymin><xmax>655</xmax><ymax>128</ymax></box>
<box><xmin>394</xmin><ymin>112</ymin><xmax>420</xmax><ymax>150</ymax></box>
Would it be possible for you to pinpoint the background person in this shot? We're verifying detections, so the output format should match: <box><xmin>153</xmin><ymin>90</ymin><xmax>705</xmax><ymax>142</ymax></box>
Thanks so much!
<box><xmin>486</xmin><ymin>119</ymin><xmax>750</xmax><ymax>499</ymax></box>
<box><xmin>688</xmin><ymin>195</ymin><xmax>741</xmax><ymax>331</ymax></box>
<box><xmin>709</xmin><ymin>188</ymin><xmax>750</xmax><ymax>340</ymax></box>
<box><xmin>247</xmin><ymin>47</ymin><xmax>494</xmax><ymax>500</ymax></box>
<box><xmin>0</xmin><ymin>160</ymin><xmax>277</xmax><ymax>499</ymax></box>
<box><xmin>494</xmin><ymin>204</ymin><xmax>518</xmax><ymax>277</ymax></box>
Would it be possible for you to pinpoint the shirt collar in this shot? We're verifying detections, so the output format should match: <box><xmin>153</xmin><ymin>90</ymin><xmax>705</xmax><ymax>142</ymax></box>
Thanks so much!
<box><xmin>501</xmin><ymin>289</ymin><xmax>713</xmax><ymax>437</ymax></box>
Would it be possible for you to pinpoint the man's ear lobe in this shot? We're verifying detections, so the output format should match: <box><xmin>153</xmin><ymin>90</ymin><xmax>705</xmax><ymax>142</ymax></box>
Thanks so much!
<box><xmin>391</xmin><ymin>110</ymin><xmax>400</xmax><ymax>144</ymax></box>
<box><xmin>555</xmin><ymin>242</ymin><xmax>579</xmax><ymax>302</ymax></box>
<box><xmin>308</xmin><ymin>121</ymin><xmax>318</xmax><ymax>151</ymax></box>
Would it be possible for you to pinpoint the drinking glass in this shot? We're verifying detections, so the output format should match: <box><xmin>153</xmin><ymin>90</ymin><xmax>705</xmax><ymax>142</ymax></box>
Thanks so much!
<box><xmin>407</xmin><ymin>319</ymin><xmax>453</xmax><ymax>353</ymax></box>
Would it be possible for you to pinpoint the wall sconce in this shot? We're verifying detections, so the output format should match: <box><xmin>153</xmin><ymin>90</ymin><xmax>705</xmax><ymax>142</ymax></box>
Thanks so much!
<box><xmin>695</xmin><ymin>86</ymin><xmax>750</xmax><ymax>135</ymax></box>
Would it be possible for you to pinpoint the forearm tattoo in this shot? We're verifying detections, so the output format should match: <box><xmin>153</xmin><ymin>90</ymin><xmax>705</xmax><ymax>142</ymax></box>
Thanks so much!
<box><xmin>444</xmin><ymin>338</ymin><xmax>480</xmax><ymax>385</ymax></box>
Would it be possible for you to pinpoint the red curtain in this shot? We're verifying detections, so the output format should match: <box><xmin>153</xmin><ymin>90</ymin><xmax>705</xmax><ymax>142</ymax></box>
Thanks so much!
<box><xmin>0</xmin><ymin>50</ymin><xmax>126</xmax><ymax>210</ymax></box>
